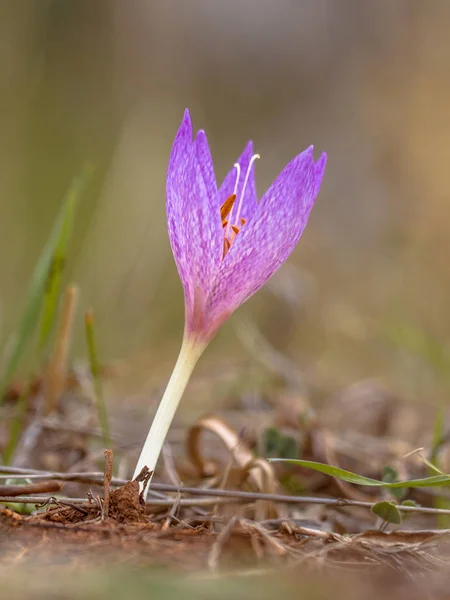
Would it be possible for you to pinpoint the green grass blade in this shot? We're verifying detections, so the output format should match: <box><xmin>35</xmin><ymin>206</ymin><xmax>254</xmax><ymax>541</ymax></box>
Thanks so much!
<box><xmin>0</xmin><ymin>167</ymin><xmax>92</xmax><ymax>405</ymax></box>
<box><xmin>382</xmin><ymin>320</ymin><xmax>450</xmax><ymax>381</ymax></box>
<box><xmin>431</xmin><ymin>402</ymin><xmax>445</xmax><ymax>463</ymax></box>
<box><xmin>269</xmin><ymin>458</ymin><xmax>450</xmax><ymax>488</ymax></box>
<box><xmin>429</xmin><ymin>403</ymin><xmax>450</xmax><ymax>526</ymax></box>
<box><xmin>37</xmin><ymin>165</ymin><xmax>93</xmax><ymax>351</ymax></box>
<box><xmin>2</xmin><ymin>389</ymin><xmax>29</xmax><ymax>464</ymax></box>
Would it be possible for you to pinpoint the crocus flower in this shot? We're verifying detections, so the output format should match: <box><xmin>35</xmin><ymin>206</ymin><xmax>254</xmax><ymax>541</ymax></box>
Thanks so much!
<box><xmin>134</xmin><ymin>109</ymin><xmax>326</xmax><ymax>497</ymax></box>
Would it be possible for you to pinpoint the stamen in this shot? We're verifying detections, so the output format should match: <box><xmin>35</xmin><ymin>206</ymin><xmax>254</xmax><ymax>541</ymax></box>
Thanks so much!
<box><xmin>221</xmin><ymin>157</ymin><xmax>258</xmax><ymax>258</ymax></box>
<box><xmin>225</xmin><ymin>163</ymin><xmax>241</xmax><ymax>241</ymax></box>
<box><xmin>220</xmin><ymin>194</ymin><xmax>236</xmax><ymax>223</ymax></box>
<box><xmin>223</xmin><ymin>237</ymin><xmax>231</xmax><ymax>258</ymax></box>
<box><xmin>233</xmin><ymin>154</ymin><xmax>260</xmax><ymax>228</ymax></box>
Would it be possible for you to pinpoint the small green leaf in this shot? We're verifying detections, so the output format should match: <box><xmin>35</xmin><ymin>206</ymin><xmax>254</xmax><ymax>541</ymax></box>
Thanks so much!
<box><xmin>382</xmin><ymin>466</ymin><xmax>398</xmax><ymax>483</ymax></box>
<box><xmin>371</xmin><ymin>501</ymin><xmax>402</xmax><ymax>524</ymax></box>
<box><xmin>400</xmin><ymin>499</ymin><xmax>421</xmax><ymax>522</ymax></box>
<box><xmin>269</xmin><ymin>458</ymin><xmax>450</xmax><ymax>488</ymax></box>
<box><xmin>382</xmin><ymin>465</ymin><xmax>404</xmax><ymax>500</ymax></box>
<box><xmin>401</xmin><ymin>499</ymin><xmax>420</xmax><ymax>508</ymax></box>
<box><xmin>262</xmin><ymin>427</ymin><xmax>298</xmax><ymax>459</ymax></box>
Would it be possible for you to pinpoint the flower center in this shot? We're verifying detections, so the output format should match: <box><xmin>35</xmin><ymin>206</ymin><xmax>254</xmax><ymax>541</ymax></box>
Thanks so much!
<box><xmin>220</xmin><ymin>154</ymin><xmax>260</xmax><ymax>258</ymax></box>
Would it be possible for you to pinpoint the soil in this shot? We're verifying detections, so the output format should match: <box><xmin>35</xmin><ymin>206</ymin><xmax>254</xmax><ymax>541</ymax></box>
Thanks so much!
<box><xmin>1</xmin><ymin>479</ymin><xmax>450</xmax><ymax>600</ymax></box>
<box><xmin>3</xmin><ymin>380</ymin><xmax>450</xmax><ymax>599</ymax></box>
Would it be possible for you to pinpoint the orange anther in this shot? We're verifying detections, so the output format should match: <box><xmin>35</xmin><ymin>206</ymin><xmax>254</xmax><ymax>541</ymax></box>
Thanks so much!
<box><xmin>223</xmin><ymin>237</ymin><xmax>231</xmax><ymax>258</ymax></box>
<box><xmin>220</xmin><ymin>194</ymin><xmax>236</xmax><ymax>223</ymax></box>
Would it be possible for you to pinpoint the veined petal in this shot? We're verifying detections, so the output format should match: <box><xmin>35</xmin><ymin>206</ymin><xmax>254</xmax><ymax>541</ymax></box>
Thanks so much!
<box><xmin>196</xmin><ymin>130</ymin><xmax>217</xmax><ymax>203</ymax></box>
<box><xmin>217</xmin><ymin>141</ymin><xmax>258</xmax><ymax>220</ymax></box>
<box><xmin>168</xmin><ymin>109</ymin><xmax>193</xmax><ymax>177</ymax></box>
<box><xmin>166</xmin><ymin>136</ymin><xmax>222</xmax><ymax>330</ymax></box>
<box><xmin>207</xmin><ymin>148</ymin><xmax>326</xmax><ymax>328</ymax></box>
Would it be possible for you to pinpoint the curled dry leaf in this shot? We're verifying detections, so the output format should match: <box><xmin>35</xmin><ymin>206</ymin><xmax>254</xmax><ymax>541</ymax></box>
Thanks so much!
<box><xmin>186</xmin><ymin>416</ymin><xmax>279</xmax><ymax>518</ymax></box>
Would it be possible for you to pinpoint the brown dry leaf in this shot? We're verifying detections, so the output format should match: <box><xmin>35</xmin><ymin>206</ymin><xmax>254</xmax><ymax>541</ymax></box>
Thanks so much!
<box><xmin>186</xmin><ymin>416</ymin><xmax>279</xmax><ymax>519</ymax></box>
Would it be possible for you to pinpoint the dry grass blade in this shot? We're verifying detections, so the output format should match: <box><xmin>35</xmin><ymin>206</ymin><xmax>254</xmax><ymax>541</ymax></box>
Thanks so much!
<box><xmin>44</xmin><ymin>285</ymin><xmax>79</xmax><ymax>414</ymax></box>
<box><xmin>208</xmin><ymin>517</ymin><xmax>291</xmax><ymax>572</ymax></box>
<box><xmin>208</xmin><ymin>515</ymin><xmax>240</xmax><ymax>572</ymax></box>
<box><xmin>85</xmin><ymin>308</ymin><xmax>110</xmax><ymax>448</ymax></box>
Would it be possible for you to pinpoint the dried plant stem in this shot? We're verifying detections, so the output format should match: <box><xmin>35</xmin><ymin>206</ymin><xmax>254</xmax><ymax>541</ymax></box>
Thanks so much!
<box><xmin>5</xmin><ymin>465</ymin><xmax>450</xmax><ymax>518</ymax></box>
<box><xmin>133</xmin><ymin>337</ymin><xmax>205</xmax><ymax>499</ymax></box>
<box><xmin>0</xmin><ymin>481</ymin><xmax>62</xmax><ymax>496</ymax></box>
<box><xmin>103</xmin><ymin>449</ymin><xmax>113</xmax><ymax>519</ymax></box>
<box><xmin>85</xmin><ymin>309</ymin><xmax>110</xmax><ymax>448</ymax></box>
<box><xmin>44</xmin><ymin>285</ymin><xmax>78</xmax><ymax>414</ymax></box>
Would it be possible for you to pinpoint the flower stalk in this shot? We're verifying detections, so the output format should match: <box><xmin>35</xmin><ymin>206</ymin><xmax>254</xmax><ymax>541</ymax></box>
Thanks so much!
<box><xmin>133</xmin><ymin>336</ymin><xmax>206</xmax><ymax>495</ymax></box>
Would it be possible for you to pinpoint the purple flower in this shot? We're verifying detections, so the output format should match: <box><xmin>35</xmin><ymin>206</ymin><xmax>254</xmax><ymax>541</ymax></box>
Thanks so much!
<box><xmin>167</xmin><ymin>109</ymin><xmax>327</xmax><ymax>344</ymax></box>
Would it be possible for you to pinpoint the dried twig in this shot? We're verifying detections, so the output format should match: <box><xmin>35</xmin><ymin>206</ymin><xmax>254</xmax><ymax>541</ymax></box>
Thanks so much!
<box><xmin>2</xmin><ymin>465</ymin><xmax>450</xmax><ymax>518</ymax></box>
<box><xmin>37</xmin><ymin>496</ymin><xmax>89</xmax><ymax>515</ymax></box>
<box><xmin>0</xmin><ymin>496</ymin><xmax>85</xmax><ymax>505</ymax></box>
<box><xmin>160</xmin><ymin>492</ymin><xmax>181</xmax><ymax>531</ymax></box>
<box><xmin>103</xmin><ymin>449</ymin><xmax>113</xmax><ymax>520</ymax></box>
<box><xmin>0</xmin><ymin>481</ymin><xmax>62</xmax><ymax>497</ymax></box>
<box><xmin>0</xmin><ymin>495</ymin><xmax>241</xmax><ymax>508</ymax></box>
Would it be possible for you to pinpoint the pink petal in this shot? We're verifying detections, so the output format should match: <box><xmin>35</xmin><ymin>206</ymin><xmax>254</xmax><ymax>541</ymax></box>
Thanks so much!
<box><xmin>166</xmin><ymin>134</ymin><xmax>222</xmax><ymax>332</ymax></box>
<box><xmin>206</xmin><ymin>148</ymin><xmax>326</xmax><ymax>330</ymax></box>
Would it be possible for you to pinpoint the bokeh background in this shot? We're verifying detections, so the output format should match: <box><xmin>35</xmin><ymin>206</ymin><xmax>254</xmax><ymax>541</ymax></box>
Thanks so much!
<box><xmin>1</xmin><ymin>1</ymin><xmax>450</xmax><ymax>415</ymax></box>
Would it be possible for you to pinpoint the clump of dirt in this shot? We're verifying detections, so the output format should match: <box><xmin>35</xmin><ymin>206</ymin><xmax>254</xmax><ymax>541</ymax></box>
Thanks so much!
<box><xmin>35</xmin><ymin>471</ymin><xmax>148</xmax><ymax>525</ymax></box>
<box><xmin>109</xmin><ymin>480</ymin><xmax>145</xmax><ymax>523</ymax></box>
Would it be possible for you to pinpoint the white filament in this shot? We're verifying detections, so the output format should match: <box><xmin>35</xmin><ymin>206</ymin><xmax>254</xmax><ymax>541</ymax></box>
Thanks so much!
<box><xmin>225</xmin><ymin>162</ymin><xmax>241</xmax><ymax>240</ymax></box>
<box><xmin>233</xmin><ymin>154</ymin><xmax>260</xmax><ymax>228</ymax></box>
<box><xmin>232</xmin><ymin>162</ymin><xmax>241</xmax><ymax>196</ymax></box>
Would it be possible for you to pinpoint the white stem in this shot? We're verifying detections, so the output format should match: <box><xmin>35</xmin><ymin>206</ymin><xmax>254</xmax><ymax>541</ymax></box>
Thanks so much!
<box><xmin>133</xmin><ymin>337</ymin><xmax>205</xmax><ymax>500</ymax></box>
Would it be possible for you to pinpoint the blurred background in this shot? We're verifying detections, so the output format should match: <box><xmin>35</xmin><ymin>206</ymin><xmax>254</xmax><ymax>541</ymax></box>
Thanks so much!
<box><xmin>1</xmin><ymin>0</ymin><xmax>450</xmax><ymax>418</ymax></box>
